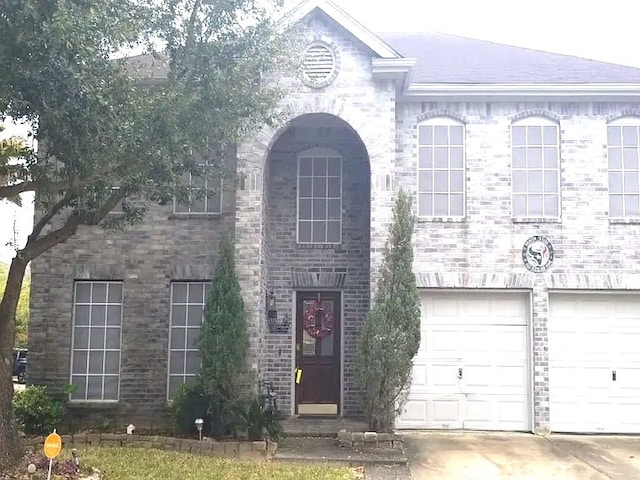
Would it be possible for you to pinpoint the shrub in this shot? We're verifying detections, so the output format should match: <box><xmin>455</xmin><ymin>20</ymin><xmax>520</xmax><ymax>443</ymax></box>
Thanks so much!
<box><xmin>233</xmin><ymin>395</ymin><xmax>284</xmax><ymax>441</ymax></box>
<box><xmin>13</xmin><ymin>385</ymin><xmax>68</xmax><ymax>435</ymax></box>
<box><xmin>355</xmin><ymin>189</ymin><xmax>421</xmax><ymax>432</ymax></box>
<box><xmin>168</xmin><ymin>381</ymin><xmax>210</xmax><ymax>436</ymax></box>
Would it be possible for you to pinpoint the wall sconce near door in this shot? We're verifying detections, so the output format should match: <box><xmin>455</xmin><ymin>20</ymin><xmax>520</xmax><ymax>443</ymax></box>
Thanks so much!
<box><xmin>267</xmin><ymin>290</ymin><xmax>290</xmax><ymax>334</ymax></box>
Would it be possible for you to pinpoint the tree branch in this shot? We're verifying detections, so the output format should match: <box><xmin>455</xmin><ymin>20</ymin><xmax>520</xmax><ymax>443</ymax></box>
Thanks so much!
<box><xmin>27</xmin><ymin>192</ymin><xmax>75</xmax><ymax>245</ymax></box>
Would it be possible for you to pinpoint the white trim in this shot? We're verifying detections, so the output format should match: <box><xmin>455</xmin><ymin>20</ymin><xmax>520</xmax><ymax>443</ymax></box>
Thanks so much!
<box><xmin>280</xmin><ymin>0</ymin><xmax>399</xmax><ymax>59</ymax></box>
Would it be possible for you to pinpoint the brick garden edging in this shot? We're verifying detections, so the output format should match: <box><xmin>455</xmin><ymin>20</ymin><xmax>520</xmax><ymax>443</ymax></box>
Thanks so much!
<box><xmin>22</xmin><ymin>433</ymin><xmax>278</xmax><ymax>461</ymax></box>
<box><xmin>337</xmin><ymin>430</ymin><xmax>403</xmax><ymax>450</ymax></box>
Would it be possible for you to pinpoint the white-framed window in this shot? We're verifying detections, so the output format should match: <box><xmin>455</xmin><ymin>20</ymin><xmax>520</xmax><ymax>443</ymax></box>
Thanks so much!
<box><xmin>511</xmin><ymin>117</ymin><xmax>560</xmax><ymax>218</ymax></box>
<box><xmin>167</xmin><ymin>281</ymin><xmax>210</xmax><ymax>399</ymax></box>
<box><xmin>70</xmin><ymin>281</ymin><xmax>123</xmax><ymax>401</ymax></box>
<box><xmin>417</xmin><ymin>118</ymin><xmax>465</xmax><ymax>217</ymax></box>
<box><xmin>607</xmin><ymin>118</ymin><xmax>640</xmax><ymax>218</ymax></box>
<box><xmin>174</xmin><ymin>157</ymin><xmax>222</xmax><ymax>214</ymax></box>
<box><xmin>297</xmin><ymin>148</ymin><xmax>342</xmax><ymax>244</ymax></box>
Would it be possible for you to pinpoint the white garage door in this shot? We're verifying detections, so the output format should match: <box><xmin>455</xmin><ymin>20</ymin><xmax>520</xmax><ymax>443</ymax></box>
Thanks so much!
<box><xmin>549</xmin><ymin>293</ymin><xmax>640</xmax><ymax>433</ymax></box>
<box><xmin>397</xmin><ymin>291</ymin><xmax>531</xmax><ymax>431</ymax></box>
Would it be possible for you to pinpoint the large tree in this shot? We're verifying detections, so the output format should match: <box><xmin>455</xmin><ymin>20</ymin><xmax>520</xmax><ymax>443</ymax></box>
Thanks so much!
<box><xmin>355</xmin><ymin>189</ymin><xmax>421</xmax><ymax>432</ymax></box>
<box><xmin>0</xmin><ymin>0</ymin><xmax>291</xmax><ymax>468</ymax></box>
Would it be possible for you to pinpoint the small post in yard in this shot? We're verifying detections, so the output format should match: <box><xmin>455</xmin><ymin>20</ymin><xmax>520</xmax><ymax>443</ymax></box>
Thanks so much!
<box><xmin>43</xmin><ymin>429</ymin><xmax>62</xmax><ymax>480</ymax></box>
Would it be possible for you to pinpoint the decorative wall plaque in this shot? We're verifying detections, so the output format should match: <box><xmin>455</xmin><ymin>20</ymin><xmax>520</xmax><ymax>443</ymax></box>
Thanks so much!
<box><xmin>522</xmin><ymin>235</ymin><xmax>554</xmax><ymax>273</ymax></box>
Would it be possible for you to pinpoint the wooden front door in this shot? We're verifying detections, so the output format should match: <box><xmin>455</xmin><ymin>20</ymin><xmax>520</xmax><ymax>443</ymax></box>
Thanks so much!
<box><xmin>295</xmin><ymin>291</ymin><xmax>341</xmax><ymax>415</ymax></box>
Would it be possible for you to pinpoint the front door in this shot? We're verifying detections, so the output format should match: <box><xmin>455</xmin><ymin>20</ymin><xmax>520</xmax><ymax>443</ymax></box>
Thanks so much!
<box><xmin>295</xmin><ymin>291</ymin><xmax>341</xmax><ymax>415</ymax></box>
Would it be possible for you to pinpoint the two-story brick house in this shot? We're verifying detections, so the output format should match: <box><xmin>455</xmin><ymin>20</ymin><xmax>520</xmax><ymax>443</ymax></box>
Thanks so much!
<box><xmin>28</xmin><ymin>0</ymin><xmax>640</xmax><ymax>434</ymax></box>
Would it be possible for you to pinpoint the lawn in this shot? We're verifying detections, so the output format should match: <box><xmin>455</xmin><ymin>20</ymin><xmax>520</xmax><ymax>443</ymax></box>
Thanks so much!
<box><xmin>77</xmin><ymin>447</ymin><xmax>359</xmax><ymax>480</ymax></box>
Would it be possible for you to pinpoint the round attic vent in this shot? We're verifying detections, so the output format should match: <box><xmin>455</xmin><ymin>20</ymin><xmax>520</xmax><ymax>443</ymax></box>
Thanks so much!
<box><xmin>302</xmin><ymin>42</ymin><xmax>338</xmax><ymax>88</ymax></box>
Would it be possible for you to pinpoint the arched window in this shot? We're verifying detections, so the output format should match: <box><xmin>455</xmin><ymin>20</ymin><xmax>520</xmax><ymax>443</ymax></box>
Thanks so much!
<box><xmin>297</xmin><ymin>148</ymin><xmax>342</xmax><ymax>243</ymax></box>
<box><xmin>417</xmin><ymin>118</ymin><xmax>465</xmax><ymax>217</ymax></box>
<box><xmin>607</xmin><ymin>118</ymin><xmax>640</xmax><ymax>218</ymax></box>
<box><xmin>511</xmin><ymin>116</ymin><xmax>560</xmax><ymax>218</ymax></box>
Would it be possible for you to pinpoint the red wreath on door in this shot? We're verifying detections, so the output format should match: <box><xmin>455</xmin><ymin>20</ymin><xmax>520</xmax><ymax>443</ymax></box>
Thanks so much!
<box><xmin>302</xmin><ymin>300</ymin><xmax>335</xmax><ymax>339</ymax></box>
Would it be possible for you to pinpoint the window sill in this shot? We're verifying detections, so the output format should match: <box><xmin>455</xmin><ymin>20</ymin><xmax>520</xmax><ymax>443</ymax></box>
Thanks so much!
<box><xmin>511</xmin><ymin>217</ymin><xmax>561</xmax><ymax>224</ymax></box>
<box><xmin>296</xmin><ymin>243</ymin><xmax>342</xmax><ymax>249</ymax></box>
<box><xmin>68</xmin><ymin>401</ymin><xmax>119</xmax><ymax>409</ymax></box>
<box><xmin>417</xmin><ymin>217</ymin><xmax>466</xmax><ymax>223</ymax></box>
<box><xmin>609</xmin><ymin>218</ymin><xmax>640</xmax><ymax>224</ymax></box>
<box><xmin>169</xmin><ymin>213</ymin><xmax>223</xmax><ymax>220</ymax></box>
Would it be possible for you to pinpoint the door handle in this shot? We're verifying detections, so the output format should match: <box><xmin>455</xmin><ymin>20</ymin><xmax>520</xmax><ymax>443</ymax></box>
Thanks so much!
<box><xmin>612</xmin><ymin>370</ymin><xmax>617</xmax><ymax>382</ymax></box>
<box><xmin>457</xmin><ymin>367</ymin><xmax>463</xmax><ymax>380</ymax></box>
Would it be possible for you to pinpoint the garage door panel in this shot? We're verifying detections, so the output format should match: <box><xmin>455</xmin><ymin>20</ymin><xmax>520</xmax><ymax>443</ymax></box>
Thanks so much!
<box><xmin>426</xmin><ymin>363</ymin><xmax>462</xmax><ymax>392</ymax></box>
<box><xmin>463</xmin><ymin>364</ymin><xmax>527</xmax><ymax>395</ymax></box>
<box><xmin>425</xmin><ymin>327</ymin><xmax>462</xmax><ymax>358</ymax></box>
<box><xmin>463</xmin><ymin>327</ymin><xmax>527</xmax><ymax>360</ymax></box>
<box><xmin>464</xmin><ymin>395</ymin><xmax>529</xmax><ymax>430</ymax></box>
<box><xmin>397</xmin><ymin>394</ymin><xmax>463</xmax><ymax>429</ymax></box>
<box><xmin>428</xmin><ymin>295</ymin><xmax>526</xmax><ymax>326</ymax></box>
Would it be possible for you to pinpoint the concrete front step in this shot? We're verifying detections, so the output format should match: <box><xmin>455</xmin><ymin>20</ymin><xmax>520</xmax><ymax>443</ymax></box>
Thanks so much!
<box><xmin>274</xmin><ymin>436</ymin><xmax>408</xmax><ymax>466</ymax></box>
<box><xmin>282</xmin><ymin>416</ymin><xmax>369</xmax><ymax>438</ymax></box>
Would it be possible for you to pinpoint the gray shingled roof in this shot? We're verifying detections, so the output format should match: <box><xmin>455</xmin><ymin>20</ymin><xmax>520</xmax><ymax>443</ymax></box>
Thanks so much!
<box><xmin>377</xmin><ymin>32</ymin><xmax>640</xmax><ymax>84</ymax></box>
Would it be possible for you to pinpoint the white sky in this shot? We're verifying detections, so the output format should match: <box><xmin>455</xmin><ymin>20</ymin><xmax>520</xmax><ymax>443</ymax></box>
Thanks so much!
<box><xmin>2</xmin><ymin>0</ymin><xmax>639</xmax><ymax>262</ymax></box>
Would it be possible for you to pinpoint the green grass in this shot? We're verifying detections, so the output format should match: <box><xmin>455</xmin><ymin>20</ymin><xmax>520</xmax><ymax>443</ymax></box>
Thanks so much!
<box><xmin>77</xmin><ymin>447</ymin><xmax>358</xmax><ymax>480</ymax></box>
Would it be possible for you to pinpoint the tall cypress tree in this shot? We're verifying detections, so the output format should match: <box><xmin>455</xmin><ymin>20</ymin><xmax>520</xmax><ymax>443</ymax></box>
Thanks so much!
<box><xmin>198</xmin><ymin>232</ymin><xmax>248</xmax><ymax>435</ymax></box>
<box><xmin>356</xmin><ymin>189</ymin><xmax>421</xmax><ymax>432</ymax></box>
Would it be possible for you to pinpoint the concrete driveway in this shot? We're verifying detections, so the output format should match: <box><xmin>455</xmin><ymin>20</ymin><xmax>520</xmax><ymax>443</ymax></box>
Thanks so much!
<box><xmin>404</xmin><ymin>432</ymin><xmax>640</xmax><ymax>480</ymax></box>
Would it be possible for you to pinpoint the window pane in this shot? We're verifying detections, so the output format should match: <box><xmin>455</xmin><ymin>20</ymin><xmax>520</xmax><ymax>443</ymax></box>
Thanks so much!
<box><xmin>513</xmin><ymin>194</ymin><xmax>526</xmax><ymax>216</ymax></box>
<box><xmin>625</xmin><ymin>172</ymin><xmax>639</xmax><ymax>193</ymax></box>
<box><xmin>168</xmin><ymin>377</ymin><xmax>184</xmax><ymax>399</ymax></box>
<box><xmin>327</xmin><ymin>199</ymin><xmax>340</xmax><ymax>219</ymax></box>
<box><xmin>543</xmin><ymin>126</ymin><xmax>557</xmax><ymax>145</ymax></box>
<box><xmin>74</xmin><ymin>327</ymin><xmax>89</xmax><ymax>349</ymax></box>
<box><xmin>450</xmin><ymin>147</ymin><xmax>464</xmax><ymax>168</ymax></box>
<box><xmin>299</xmin><ymin>177</ymin><xmax>312</xmax><ymax>197</ymax></box>
<box><xmin>87</xmin><ymin>377</ymin><xmax>103</xmax><ymax>400</ymax></box>
<box><xmin>91</xmin><ymin>305</ymin><xmax>106</xmax><ymax>326</ymax></box>
<box><xmin>173</xmin><ymin>283</ymin><xmax>187</xmax><ymax>303</ymax></box>
<box><xmin>107</xmin><ymin>305</ymin><xmax>121</xmax><ymax>326</ymax></box>
<box><xmin>89</xmin><ymin>328</ymin><xmax>105</xmax><ymax>349</ymax></box>
<box><xmin>75</xmin><ymin>305</ymin><xmax>90</xmax><ymax>326</ymax></box>
<box><xmin>512</xmin><ymin>147</ymin><xmax>526</xmax><ymax>168</ymax></box>
<box><xmin>418</xmin><ymin>147</ymin><xmax>433</xmax><ymax>168</ymax></box>
<box><xmin>327</xmin><ymin>178</ymin><xmax>340</xmax><ymax>197</ymax></box>
<box><xmin>609</xmin><ymin>148</ymin><xmax>622</xmax><ymax>169</ymax></box>
<box><xmin>172</xmin><ymin>305</ymin><xmax>187</xmax><ymax>326</ymax></box>
<box><xmin>191</xmin><ymin>192</ymin><xmax>205</xmax><ymax>212</ymax></box>
<box><xmin>608</xmin><ymin>126</ymin><xmax>622</xmax><ymax>146</ymax></box>
<box><xmin>527</xmin><ymin>126</ymin><xmax>542</xmax><ymax>145</ymax></box>
<box><xmin>450</xmin><ymin>194</ymin><xmax>464</xmax><ymax>216</ymax></box>
<box><xmin>418</xmin><ymin>194</ymin><xmax>432</xmax><ymax>216</ymax></box>
<box><xmin>187</xmin><ymin>305</ymin><xmax>203</xmax><ymax>326</ymax></box>
<box><xmin>623</xmin><ymin>148</ymin><xmax>638</xmax><ymax>169</ymax></box>
<box><xmin>92</xmin><ymin>284</ymin><xmax>107</xmax><ymax>303</ymax></box>
<box><xmin>434</xmin><ymin>171</ymin><xmax>448</xmax><ymax>193</ymax></box>
<box><xmin>320</xmin><ymin>333</ymin><xmax>333</xmax><ymax>356</ymax></box>
<box><xmin>312</xmin><ymin>199</ymin><xmax>327</xmax><ymax>219</ymax></box>
<box><xmin>71</xmin><ymin>376</ymin><xmax>87</xmax><ymax>400</ymax></box>
<box><xmin>312</xmin><ymin>177</ymin><xmax>326</xmax><ymax>197</ymax></box>
<box><xmin>299</xmin><ymin>199</ymin><xmax>312</xmax><ymax>220</ymax></box>
<box><xmin>313</xmin><ymin>157</ymin><xmax>327</xmax><ymax>176</ymax></box>
<box><xmin>89</xmin><ymin>351</ymin><xmax>104</xmax><ymax>374</ymax></box>
<box><xmin>610</xmin><ymin>195</ymin><xmax>623</xmax><ymax>217</ymax></box>
<box><xmin>450</xmin><ymin>126</ymin><xmax>464</xmax><ymax>145</ymax></box>
<box><xmin>185</xmin><ymin>351</ymin><xmax>200</xmax><ymax>375</ymax></box>
<box><xmin>529</xmin><ymin>195</ymin><xmax>543</xmax><ymax>216</ymax></box>
<box><xmin>512</xmin><ymin>126</ymin><xmax>526</xmax><ymax>146</ymax></box>
<box><xmin>312</xmin><ymin>221</ymin><xmax>326</xmax><ymax>243</ymax></box>
<box><xmin>544</xmin><ymin>195</ymin><xmax>559</xmax><ymax>217</ymax></box>
<box><xmin>103</xmin><ymin>376</ymin><xmax>118</xmax><ymax>400</ymax></box>
<box><xmin>170</xmin><ymin>351</ymin><xmax>184</xmax><ymax>374</ymax></box>
<box><xmin>327</xmin><ymin>221</ymin><xmax>340</xmax><ymax>242</ymax></box>
<box><xmin>418</xmin><ymin>171</ymin><xmax>433</xmax><ymax>193</ymax></box>
<box><xmin>528</xmin><ymin>171</ymin><xmax>543</xmax><ymax>192</ymax></box>
<box><xmin>186</xmin><ymin>328</ymin><xmax>200</xmax><ymax>349</ymax></box>
<box><xmin>76</xmin><ymin>283</ymin><xmax>91</xmax><ymax>303</ymax></box>
<box><xmin>299</xmin><ymin>157</ymin><xmax>312</xmax><ymax>176</ymax></box>
<box><xmin>625</xmin><ymin>195</ymin><xmax>640</xmax><ymax>216</ymax></box>
<box><xmin>433</xmin><ymin>194</ymin><xmax>448</xmax><ymax>216</ymax></box>
<box><xmin>298</xmin><ymin>221</ymin><xmax>312</xmax><ymax>242</ymax></box>
<box><xmin>544</xmin><ymin>147</ymin><xmax>558</xmax><ymax>168</ymax></box>
<box><xmin>327</xmin><ymin>157</ymin><xmax>341</xmax><ymax>176</ymax></box>
<box><xmin>105</xmin><ymin>328</ymin><xmax>120</xmax><ymax>349</ymax></box>
<box><xmin>188</xmin><ymin>283</ymin><xmax>204</xmax><ymax>303</ymax></box>
<box><xmin>105</xmin><ymin>352</ymin><xmax>119</xmax><ymax>375</ymax></box>
<box><xmin>171</xmin><ymin>327</ymin><xmax>186</xmax><ymax>349</ymax></box>
<box><xmin>544</xmin><ymin>171</ymin><xmax>558</xmax><ymax>192</ymax></box>
<box><xmin>623</xmin><ymin>126</ymin><xmax>638</xmax><ymax>146</ymax></box>
<box><xmin>107</xmin><ymin>283</ymin><xmax>122</xmax><ymax>303</ymax></box>
<box><xmin>434</xmin><ymin>147</ymin><xmax>448</xmax><ymax>168</ymax></box>
<box><xmin>434</xmin><ymin>126</ymin><xmax>449</xmax><ymax>145</ymax></box>
<box><xmin>206</xmin><ymin>193</ymin><xmax>221</xmax><ymax>214</ymax></box>
<box><xmin>418</xmin><ymin>125</ymin><xmax>433</xmax><ymax>145</ymax></box>
<box><xmin>72</xmin><ymin>352</ymin><xmax>88</xmax><ymax>374</ymax></box>
<box><xmin>609</xmin><ymin>172</ymin><xmax>623</xmax><ymax>193</ymax></box>
<box><xmin>528</xmin><ymin>148</ymin><xmax>542</xmax><ymax>168</ymax></box>
<box><xmin>450</xmin><ymin>171</ymin><xmax>464</xmax><ymax>192</ymax></box>
<box><xmin>513</xmin><ymin>171</ymin><xmax>526</xmax><ymax>192</ymax></box>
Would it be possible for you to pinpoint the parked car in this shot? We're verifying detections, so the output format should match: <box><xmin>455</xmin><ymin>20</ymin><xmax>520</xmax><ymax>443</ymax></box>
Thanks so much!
<box><xmin>12</xmin><ymin>348</ymin><xmax>27</xmax><ymax>383</ymax></box>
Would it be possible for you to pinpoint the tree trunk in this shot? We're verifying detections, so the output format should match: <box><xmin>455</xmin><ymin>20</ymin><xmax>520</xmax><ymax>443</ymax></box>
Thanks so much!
<box><xmin>0</xmin><ymin>256</ymin><xmax>27</xmax><ymax>470</ymax></box>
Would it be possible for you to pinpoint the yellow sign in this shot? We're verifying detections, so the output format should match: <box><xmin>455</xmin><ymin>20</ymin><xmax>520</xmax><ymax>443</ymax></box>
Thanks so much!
<box><xmin>295</xmin><ymin>368</ymin><xmax>303</xmax><ymax>384</ymax></box>
<box><xmin>44</xmin><ymin>432</ymin><xmax>62</xmax><ymax>459</ymax></box>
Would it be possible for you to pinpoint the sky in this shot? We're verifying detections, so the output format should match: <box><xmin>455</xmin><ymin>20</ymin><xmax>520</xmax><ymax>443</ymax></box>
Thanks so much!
<box><xmin>1</xmin><ymin>0</ymin><xmax>639</xmax><ymax>263</ymax></box>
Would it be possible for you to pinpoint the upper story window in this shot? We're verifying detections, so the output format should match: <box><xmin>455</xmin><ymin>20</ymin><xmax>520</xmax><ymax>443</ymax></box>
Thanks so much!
<box><xmin>607</xmin><ymin>119</ymin><xmax>640</xmax><ymax>218</ymax></box>
<box><xmin>174</xmin><ymin>156</ymin><xmax>222</xmax><ymax>214</ymax></box>
<box><xmin>511</xmin><ymin>117</ymin><xmax>560</xmax><ymax>218</ymax></box>
<box><xmin>297</xmin><ymin>148</ymin><xmax>342</xmax><ymax>244</ymax></box>
<box><xmin>417</xmin><ymin>118</ymin><xmax>465</xmax><ymax>218</ymax></box>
